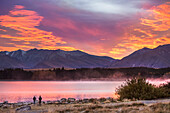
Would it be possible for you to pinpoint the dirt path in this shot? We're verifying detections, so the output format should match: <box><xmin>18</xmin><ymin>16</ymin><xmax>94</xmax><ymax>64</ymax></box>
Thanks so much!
<box><xmin>104</xmin><ymin>98</ymin><xmax>170</xmax><ymax>107</ymax></box>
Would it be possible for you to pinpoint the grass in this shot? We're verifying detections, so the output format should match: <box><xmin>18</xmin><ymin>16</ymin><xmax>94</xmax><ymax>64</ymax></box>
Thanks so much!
<box><xmin>0</xmin><ymin>101</ymin><xmax>169</xmax><ymax>113</ymax></box>
<box><xmin>105</xmin><ymin>103</ymin><xmax>145</xmax><ymax>109</ymax></box>
<box><xmin>149</xmin><ymin>103</ymin><xmax>170</xmax><ymax>113</ymax></box>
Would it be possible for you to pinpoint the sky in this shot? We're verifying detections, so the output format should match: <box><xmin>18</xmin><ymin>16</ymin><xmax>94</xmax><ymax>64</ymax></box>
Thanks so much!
<box><xmin>0</xmin><ymin>0</ymin><xmax>169</xmax><ymax>59</ymax></box>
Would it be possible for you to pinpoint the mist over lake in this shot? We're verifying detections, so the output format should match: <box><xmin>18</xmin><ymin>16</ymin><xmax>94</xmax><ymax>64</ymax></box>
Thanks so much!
<box><xmin>0</xmin><ymin>80</ymin><xmax>169</xmax><ymax>103</ymax></box>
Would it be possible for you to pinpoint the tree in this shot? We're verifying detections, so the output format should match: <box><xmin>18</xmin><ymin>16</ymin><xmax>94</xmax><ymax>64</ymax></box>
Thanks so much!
<box><xmin>116</xmin><ymin>77</ymin><xmax>160</xmax><ymax>100</ymax></box>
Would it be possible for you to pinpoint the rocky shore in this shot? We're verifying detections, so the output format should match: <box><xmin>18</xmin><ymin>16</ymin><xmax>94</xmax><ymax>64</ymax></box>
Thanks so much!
<box><xmin>0</xmin><ymin>98</ymin><xmax>169</xmax><ymax>113</ymax></box>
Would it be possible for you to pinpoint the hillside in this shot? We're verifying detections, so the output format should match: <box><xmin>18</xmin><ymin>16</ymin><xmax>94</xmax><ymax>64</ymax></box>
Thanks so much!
<box><xmin>0</xmin><ymin>49</ymin><xmax>116</xmax><ymax>69</ymax></box>
<box><xmin>0</xmin><ymin>44</ymin><xmax>169</xmax><ymax>69</ymax></box>
<box><xmin>109</xmin><ymin>44</ymin><xmax>170</xmax><ymax>68</ymax></box>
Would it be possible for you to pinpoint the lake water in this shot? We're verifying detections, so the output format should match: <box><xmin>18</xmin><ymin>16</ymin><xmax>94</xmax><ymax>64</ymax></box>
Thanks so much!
<box><xmin>0</xmin><ymin>80</ymin><xmax>169</xmax><ymax>103</ymax></box>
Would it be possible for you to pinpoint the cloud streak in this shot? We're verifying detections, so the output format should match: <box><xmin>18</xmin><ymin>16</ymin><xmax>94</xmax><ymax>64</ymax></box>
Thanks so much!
<box><xmin>59</xmin><ymin>0</ymin><xmax>149</xmax><ymax>15</ymax></box>
<box><xmin>0</xmin><ymin>5</ymin><xmax>73</xmax><ymax>51</ymax></box>
<box><xmin>0</xmin><ymin>0</ymin><xmax>169</xmax><ymax>59</ymax></box>
<box><xmin>110</xmin><ymin>2</ymin><xmax>170</xmax><ymax>59</ymax></box>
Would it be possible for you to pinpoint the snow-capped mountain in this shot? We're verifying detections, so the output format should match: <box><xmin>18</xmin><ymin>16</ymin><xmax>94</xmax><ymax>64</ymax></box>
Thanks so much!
<box><xmin>0</xmin><ymin>49</ymin><xmax>116</xmax><ymax>69</ymax></box>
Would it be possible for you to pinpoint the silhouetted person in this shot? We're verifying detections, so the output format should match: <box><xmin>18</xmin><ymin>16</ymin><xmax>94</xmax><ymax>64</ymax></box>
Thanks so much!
<box><xmin>33</xmin><ymin>96</ymin><xmax>36</xmax><ymax>104</ymax></box>
<box><xmin>61</xmin><ymin>66</ymin><xmax>64</xmax><ymax>70</ymax></box>
<box><xmin>39</xmin><ymin>96</ymin><xmax>42</xmax><ymax>105</ymax></box>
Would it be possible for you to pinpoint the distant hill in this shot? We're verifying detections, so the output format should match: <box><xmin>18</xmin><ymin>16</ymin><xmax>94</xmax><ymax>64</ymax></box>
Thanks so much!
<box><xmin>109</xmin><ymin>44</ymin><xmax>170</xmax><ymax>68</ymax></box>
<box><xmin>0</xmin><ymin>49</ymin><xmax>116</xmax><ymax>69</ymax></box>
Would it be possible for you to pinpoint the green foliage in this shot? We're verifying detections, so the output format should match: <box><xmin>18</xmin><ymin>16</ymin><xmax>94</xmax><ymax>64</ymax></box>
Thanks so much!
<box><xmin>158</xmin><ymin>82</ymin><xmax>170</xmax><ymax>98</ymax></box>
<box><xmin>116</xmin><ymin>78</ymin><xmax>169</xmax><ymax>100</ymax></box>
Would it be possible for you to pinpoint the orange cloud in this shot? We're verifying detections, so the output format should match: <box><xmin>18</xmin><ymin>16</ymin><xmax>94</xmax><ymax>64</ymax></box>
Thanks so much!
<box><xmin>110</xmin><ymin>2</ymin><xmax>170</xmax><ymax>59</ymax></box>
<box><xmin>0</xmin><ymin>5</ymin><xmax>117</xmax><ymax>58</ymax></box>
<box><xmin>14</xmin><ymin>5</ymin><xmax>25</xmax><ymax>9</ymax></box>
<box><xmin>141</xmin><ymin>2</ymin><xmax>170</xmax><ymax>31</ymax></box>
<box><xmin>109</xmin><ymin>48</ymin><xmax>126</xmax><ymax>55</ymax></box>
<box><xmin>0</xmin><ymin>29</ymin><xmax>6</xmax><ymax>32</ymax></box>
<box><xmin>0</xmin><ymin>5</ymin><xmax>70</xmax><ymax>51</ymax></box>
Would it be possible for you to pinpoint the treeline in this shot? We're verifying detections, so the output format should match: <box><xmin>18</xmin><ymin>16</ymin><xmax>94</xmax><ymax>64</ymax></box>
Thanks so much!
<box><xmin>0</xmin><ymin>67</ymin><xmax>169</xmax><ymax>80</ymax></box>
<box><xmin>0</xmin><ymin>68</ymin><xmax>33</xmax><ymax>80</ymax></box>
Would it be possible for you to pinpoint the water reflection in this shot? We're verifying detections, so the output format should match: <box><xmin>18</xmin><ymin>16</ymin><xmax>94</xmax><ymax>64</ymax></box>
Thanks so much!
<box><xmin>0</xmin><ymin>80</ymin><xmax>169</xmax><ymax>103</ymax></box>
<box><xmin>0</xmin><ymin>81</ymin><xmax>123</xmax><ymax>103</ymax></box>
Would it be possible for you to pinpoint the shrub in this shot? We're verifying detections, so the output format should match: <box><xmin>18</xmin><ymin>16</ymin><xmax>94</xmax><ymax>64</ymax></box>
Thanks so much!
<box><xmin>116</xmin><ymin>77</ymin><xmax>162</xmax><ymax>100</ymax></box>
<box><xmin>158</xmin><ymin>82</ymin><xmax>170</xmax><ymax>98</ymax></box>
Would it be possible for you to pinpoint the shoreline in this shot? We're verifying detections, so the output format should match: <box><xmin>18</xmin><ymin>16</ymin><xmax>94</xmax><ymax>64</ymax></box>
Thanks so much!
<box><xmin>1</xmin><ymin>97</ymin><xmax>169</xmax><ymax>104</ymax></box>
<box><xmin>0</xmin><ymin>97</ymin><xmax>117</xmax><ymax>104</ymax></box>
<box><xmin>0</xmin><ymin>78</ymin><xmax>169</xmax><ymax>81</ymax></box>
<box><xmin>0</xmin><ymin>98</ymin><xmax>169</xmax><ymax>113</ymax></box>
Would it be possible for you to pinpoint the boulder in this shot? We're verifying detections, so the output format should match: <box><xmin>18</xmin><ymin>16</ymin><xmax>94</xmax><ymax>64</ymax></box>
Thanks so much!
<box><xmin>3</xmin><ymin>101</ymin><xmax>8</xmax><ymax>104</ymax></box>
<box><xmin>16</xmin><ymin>105</ymin><xmax>31</xmax><ymax>112</ymax></box>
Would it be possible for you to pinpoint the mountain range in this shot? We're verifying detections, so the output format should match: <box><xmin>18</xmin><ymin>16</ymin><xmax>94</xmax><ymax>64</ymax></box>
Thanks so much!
<box><xmin>0</xmin><ymin>44</ymin><xmax>169</xmax><ymax>69</ymax></box>
<box><xmin>109</xmin><ymin>44</ymin><xmax>170</xmax><ymax>68</ymax></box>
<box><xmin>0</xmin><ymin>49</ymin><xmax>116</xmax><ymax>69</ymax></box>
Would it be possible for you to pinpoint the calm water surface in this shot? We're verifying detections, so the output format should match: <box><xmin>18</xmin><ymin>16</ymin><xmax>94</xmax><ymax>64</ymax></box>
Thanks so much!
<box><xmin>0</xmin><ymin>80</ymin><xmax>169</xmax><ymax>103</ymax></box>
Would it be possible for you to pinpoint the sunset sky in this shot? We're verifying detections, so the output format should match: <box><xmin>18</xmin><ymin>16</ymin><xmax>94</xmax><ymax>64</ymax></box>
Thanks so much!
<box><xmin>0</xmin><ymin>0</ymin><xmax>169</xmax><ymax>59</ymax></box>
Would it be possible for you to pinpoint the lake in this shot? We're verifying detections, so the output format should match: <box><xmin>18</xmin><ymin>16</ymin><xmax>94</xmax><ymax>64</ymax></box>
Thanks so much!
<box><xmin>0</xmin><ymin>80</ymin><xmax>169</xmax><ymax>103</ymax></box>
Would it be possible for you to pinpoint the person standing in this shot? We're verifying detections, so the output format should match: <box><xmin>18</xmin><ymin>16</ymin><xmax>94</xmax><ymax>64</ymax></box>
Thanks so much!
<box><xmin>39</xmin><ymin>96</ymin><xmax>42</xmax><ymax>105</ymax></box>
<box><xmin>33</xmin><ymin>96</ymin><xmax>36</xmax><ymax>104</ymax></box>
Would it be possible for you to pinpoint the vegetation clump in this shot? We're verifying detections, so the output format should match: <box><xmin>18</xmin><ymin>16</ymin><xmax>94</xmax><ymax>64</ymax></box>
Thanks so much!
<box><xmin>159</xmin><ymin>82</ymin><xmax>170</xmax><ymax>98</ymax></box>
<box><xmin>116</xmin><ymin>77</ymin><xmax>170</xmax><ymax>100</ymax></box>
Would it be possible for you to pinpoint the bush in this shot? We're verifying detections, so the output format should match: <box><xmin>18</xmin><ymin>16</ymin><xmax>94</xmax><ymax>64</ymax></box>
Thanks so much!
<box><xmin>116</xmin><ymin>77</ymin><xmax>163</xmax><ymax>100</ymax></box>
<box><xmin>158</xmin><ymin>82</ymin><xmax>170</xmax><ymax>98</ymax></box>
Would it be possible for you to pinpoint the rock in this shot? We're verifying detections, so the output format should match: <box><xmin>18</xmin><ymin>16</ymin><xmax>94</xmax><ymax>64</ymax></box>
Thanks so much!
<box><xmin>15</xmin><ymin>105</ymin><xmax>31</xmax><ymax>112</ymax></box>
<box><xmin>60</xmin><ymin>98</ymin><xmax>67</xmax><ymax>103</ymax></box>
<box><xmin>82</xmin><ymin>99</ymin><xmax>89</xmax><ymax>103</ymax></box>
<box><xmin>68</xmin><ymin>98</ymin><xmax>76</xmax><ymax>103</ymax></box>
<box><xmin>23</xmin><ymin>102</ymin><xmax>32</xmax><ymax>105</ymax></box>
<box><xmin>46</xmin><ymin>101</ymin><xmax>53</xmax><ymax>104</ymax></box>
<box><xmin>10</xmin><ymin>104</ymin><xmax>15</xmax><ymax>109</ymax></box>
<box><xmin>122</xmin><ymin>98</ymin><xmax>131</xmax><ymax>102</ymax></box>
<box><xmin>3</xmin><ymin>101</ymin><xmax>8</xmax><ymax>104</ymax></box>
<box><xmin>99</xmin><ymin>98</ymin><xmax>106</xmax><ymax>102</ymax></box>
<box><xmin>0</xmin><ymin>103</ymin><xmax>3</xmax><ymax>107</ymax></box>
<box><xmin>2</xmin><ymin>105</ymin><xmax>8</xmax><ymax>109</ymax></box>
<box><xmin>104</xmin><ymin>100</ymin><xmax>111</xmax><ymax>103</ymax></box>
<box><xmin>15</xmin><ymin>102</ymin><xmax>23</xmax><ymax>106</ymax></box>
